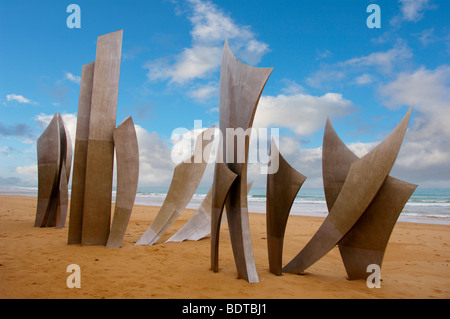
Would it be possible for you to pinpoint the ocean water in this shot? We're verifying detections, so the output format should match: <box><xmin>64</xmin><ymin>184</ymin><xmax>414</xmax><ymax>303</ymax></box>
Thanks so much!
<box><xmin>1</xmin><ymin>186</ymin><xmax>449</xmax><ymax>225</ymax></box>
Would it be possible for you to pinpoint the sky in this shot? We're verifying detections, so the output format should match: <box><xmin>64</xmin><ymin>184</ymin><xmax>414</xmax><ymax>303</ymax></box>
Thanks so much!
<box><xmin>0</xmin><ymin>0</ymin><xmax>449</xmax><ymax>189</ymax></box>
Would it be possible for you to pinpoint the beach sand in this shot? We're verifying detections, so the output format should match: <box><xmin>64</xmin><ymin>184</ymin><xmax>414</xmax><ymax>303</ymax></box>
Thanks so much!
<box><xmin>1</xmin><ymin>194</ymin><xmax>449</xmax><ymax>299</ymax></box>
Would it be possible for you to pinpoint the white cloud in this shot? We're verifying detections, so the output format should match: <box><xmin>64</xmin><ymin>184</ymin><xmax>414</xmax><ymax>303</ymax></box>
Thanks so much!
<box><xmin>380</xmin><ymin>65</ymin><xmax>450</xmax><ymax>139</ymax></box>
<box><xmin>380</xmin><ymin>65</ymin><xmax>450</xmax><ymax>186</ymax></box>
<box><xmin>6</xmin><ymin>94</ymin><xmax>34</xmax><ymax>104</ymax></box>
<box><xmin>338</xmin><ymin>41</ymin><xmax>412</xmax><ymax>73</ymax></box>
<box><xmin>136</xmin><ymin>124</ymin><xmax>218</xmax><ymax>187</ymax></box>
<box><xmin>316</xmin><ymin>49</ymin><xmax>332</xmax><ymax>60</ymax></box>
<box><xmin>134</xmin><ymin>125</ymin><xmax>177</xmax><ymax>186</ymax></box>
<box><xmin>15</xmin><ymin>164</ymin><xmax>37</xmax><ymax>185</ymax></box>
<box><xmin>188</xmin><ymin>82</ymin><xmax>218</xmax><ymax>101</ymax></box>
<box><xmin>275</xmin><ymin>142</ymin><xmax>323</xmax><ymax>188</ymax></box>
<box><xmin>347</xmin><ymin>141</ymin><xmax>379</xmax><ymax>158</ymax></box>
<box><xmin>0</xmin><ymin>146</ymin><xmax>14</xmax><ymax>157</ymax></box>
<box><xmin>245</xmin><ymin>88</ymin><xmax>355</xmax><ymax>187</ymax></box>
<box><xmin>277</xmin><ymin>136</ymin><xmax>302</xmax><ymax>157</ymax></box>
<box><xmin>34</xmin><ymin>113</ymin><xmax>55</xmax><ymax>128</ymax></box>
<box><xmin>415</xmin><ymin>28</ymin><xmax>435</xmax><ymax>46</ymax></box>
<box><xmin>398</xmin><ymin>0</ymin><xmax>435</xmax><ymax>22</ymax></box>
<box><xmin>244</xmin><ymin>134</ymin><xmax>324</xmax><ymax>188</ymax></box>
<box><xmin>144</xmin><ymin>0</ymin><xmax>269</xmax><ymax>84</ymax></box>
<box><xmin>253</xmin><ymin>91</ymin><xmax>354</xmax><ymax>135</ymax></box>
<box><xmin>65</xmin><ymin>72</ymin><xmax>81</xmax><ymax>84</ymax></box>
<box><xmin>354</xmin><ymin>73</ymin><xmax>374</xmax><ymax>85</ymax></box>
<box><xmin>280</xmin><ymin>80</ymin><xmax>306</xmax><ymax>95</ymax></box>
<box><xmin>306</xmin><ymin>69</ymin><xmax>346</xmax><ymax>88</ymax></box>
<box><xmin>307</xmin><ymin>41</ymin><xmax>412</xmax><ymax>87</ymax></box>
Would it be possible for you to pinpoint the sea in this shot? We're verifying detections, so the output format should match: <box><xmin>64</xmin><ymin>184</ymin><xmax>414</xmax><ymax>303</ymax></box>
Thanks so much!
<box><xmin>1</xmin><ymin>185</ymin><xmax>449</xmax><ymax>225</ymax></box>
<box><xmin>0</xmin><ymin>186</ymin><xmax>450</xmax><ymax>225</ymax></box>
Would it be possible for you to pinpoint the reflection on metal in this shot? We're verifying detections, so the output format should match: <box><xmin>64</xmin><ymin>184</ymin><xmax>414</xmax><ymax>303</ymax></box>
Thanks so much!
<box><xmin>211</xmin><ymin>40</ymin><xmax>273</xmax><ymax>283</ymax></box>
<box><xmin>136</xmin><ymin>126</ymin><xmax>216</xmax><ymax>246</ymax></box>
<box><xmin>165</xmin><ymin>182</ymin><xmax>254</xmax><ymax>243</ymax></box>
<box><xmin>35</xmin><ymin>112</ymin><xmax>72</xmax><ymax>228</ymax></box>
<box><xmin>322</xmin><ymin>117</ymin><xmax>417</xmax><ymax>280</ymax></box>
<box><xmin>106</xmin><ymin>117</ymin><xmax>139</xmax><ymax>248</ymax></box>
<box><xmin>283</xmin><ymin>107</ymin><xmax>413</xmax><ymax>275</ymax></box>
<box><xmin>266</xmin><ymin>139</ymin><xmax>306</xmax><ymax>275</ymax></box>
<box><xmin>81</xmin><ymin>30</ymin><xmax>123</xmax><ymax>246</ymax></box>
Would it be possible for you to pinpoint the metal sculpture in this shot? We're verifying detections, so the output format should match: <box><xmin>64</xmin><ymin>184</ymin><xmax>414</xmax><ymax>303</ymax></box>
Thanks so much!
<box><xmin>68</xmin><ymin>30</ymin><xmax>139</xmax><ymax>247</ymax></box>
<box><xmin>165</xmin><ymin>185</ymin><xmax>216</xmax><ymax>243</ymax></box>
<box><xmin>55</xmin><ymin>113</ymin><xmax>72</xmax><ymax>229</ymax></box>
<box><xmin>266</xmin><ymin>139</ymin><xmax>306</xmax><ymax>275</ymax></box>
<box><xmin>165</xmin><ymin>182</ymin><xmax>253</xmax><ymax>243</ymax></box>
<box><xmin>35</xmin><ymin>112</ymin><xmax>72</xmax><ymax>228</ymax></box>
<box><xmin>35</xmin><ymin>113</ymin><xmax>60</xmax><ymax>227</ymax></box>
<box><xmin>106</xmin><ymin>117</ymin><xmax>139</xmax><ymax>248</ymax></box>
<box><xmin>68</xmin><ymin>61</ymin><xmax>95</xmax><ymax>244</ymax></box>
<box><xmin>211</xmin><ymin>162</ymin><xmax>237</xmax><ymax>273</ymax></box>
<box><xmin>322</xmin><ymin>116</ymin><xmax>417</xmax><ymax>280</ymax></box>
<box><xmin>283</xmin><ymin>106</ymin><xmax>413</xmax><ymax>275</ymax></box>
<box><xmin>81</xmin><ymin>30</ymin><xmax>123</xmax><ymax>246</ymax></box>
<box><xmin>136</xmin><ymin>126</ymin><xmax>216</xmax><ymax>246</ymax></box>
<box><xmin>211</xmin><ymin>40</ymin><xmax>273</xmax><ymax>283</ymax></box>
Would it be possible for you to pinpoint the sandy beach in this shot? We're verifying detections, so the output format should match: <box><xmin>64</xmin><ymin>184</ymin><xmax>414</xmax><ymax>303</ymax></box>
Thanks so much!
<box><xmin>0</xmin><ymin>194</ymin><xmax>449</xmax><ymax>299</ymax></box>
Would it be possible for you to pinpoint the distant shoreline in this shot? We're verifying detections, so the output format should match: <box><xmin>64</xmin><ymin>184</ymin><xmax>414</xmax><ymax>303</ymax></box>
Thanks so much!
<box><xmin>1</xmin><ymin>185</ymin><xmax>449</xmax><ymax>225</ymax></box>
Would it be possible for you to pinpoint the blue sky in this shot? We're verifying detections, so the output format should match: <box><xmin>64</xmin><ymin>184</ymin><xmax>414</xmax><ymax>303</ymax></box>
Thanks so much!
<box><xmin>1</xmin><ymin>0</ymin><xmax>449</xmax><ymax>189</ymax></box>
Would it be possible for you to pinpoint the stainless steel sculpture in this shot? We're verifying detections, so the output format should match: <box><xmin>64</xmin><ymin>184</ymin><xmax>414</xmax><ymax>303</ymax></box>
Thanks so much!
<box><xmin>211</xmin><ymin>40</ymin><xmax>273</xmax><ymax>283</ymax></box>
<box><xmin>136</xmin><ymin>126</ymin><xmax>215</xmax><ymax>246</ymax></box>
<box><xmin>55</xmin><ymin>113</ymin><xmax>72</xmax><ymax>229</ymax></box>
<box><xmin>322</xmin><ymin>115</ymin><xmax>417</xmax><ymax>280</ymax></box>
<box><xmin>165</xmin><ymin>182</ymin><xmax>254</xmax><ymax>243</ymax></box>
<box><xmin>283</xmin><ymin>107</ymin><xmax>413</xmax><ymax>275</ymax></box>
<box><xmin>68</xmin><ymin>61</ymin><xmax>95</xmax><ymax>244</ymax></box>
<box><xmin>211</xmin><ymin>161</ymin><xmax>237</xmax><ymax>273</ymax></box>
<box><xmin>165</xmin><ymin>185</ymin><xmax>216</xmax><ymax>243</ymax></box>
<box><xmin>81</xmin><ymin>30</ymin><xmax>123</xmax><ymax>246</ymax></box>
<box><xmin>35</xmin><ymin>112</ymin><xmax>72</xmax><ymax>228</ymax></box>
<box><xmin>266</xmin><ymin>139</ymin><xmax>306</xmax><ymax>275</ymax></box>
<box><xmin>68</xmin><ymin>30</ymin><xmax>138</xmax><ymax>248</ymax></box>
<box><xmin>106</xmin><ymin>117</ymin><xmax>139</xmax><ymax>248</ymax></box>
<box><xmin>35</xmin><ymin>113</ymin><xmax>60</xmax><ymax>227</ymax></box>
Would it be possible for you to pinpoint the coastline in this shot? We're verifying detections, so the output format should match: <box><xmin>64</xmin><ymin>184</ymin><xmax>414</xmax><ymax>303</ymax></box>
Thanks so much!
<box><xmin>1</xmin><ymin>186</ymin><xmax>449</xmax><ymax>226</ymax></box>
<box><xmin>0</xmin><ymin>194</ymin><xmax>449</xmax><ymax>299</ymax></box>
